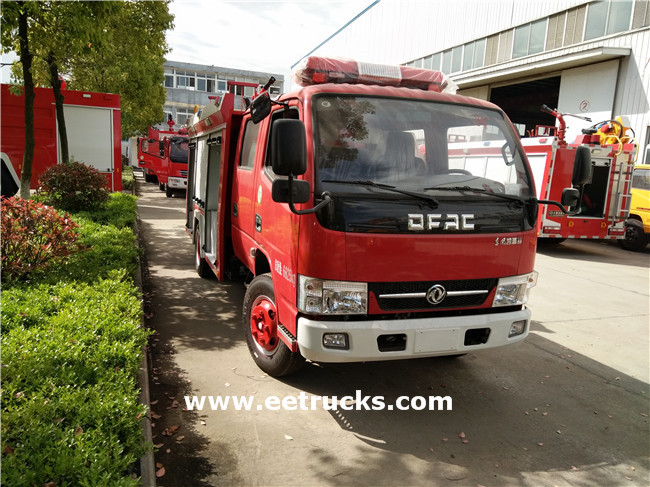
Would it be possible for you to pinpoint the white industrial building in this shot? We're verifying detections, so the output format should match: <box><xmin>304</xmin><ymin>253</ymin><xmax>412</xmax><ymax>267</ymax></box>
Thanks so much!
<box><xmin>296</xmin><ymin>0</ymin><xmax>650</xmax><ymax>164</ymax></box>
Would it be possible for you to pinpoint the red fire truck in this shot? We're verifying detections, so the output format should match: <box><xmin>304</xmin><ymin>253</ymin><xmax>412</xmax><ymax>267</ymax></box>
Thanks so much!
<box><xmin>186</xmin><ymin>57</ymin><xmax>582</xmax><ymax>376</ymax></box>
<box><xmin>137</xmin><ymin>119</ymin><xmax>189</xmax><ymax>196</ymax></box>
<box><xmin>520</xmin><ymin>105</ymin><xmax>636</xmax><ymax>242</ymax></box>
<box><xmin>0</xmin><ymin>83</ymin><xmax>122</xmax><ymax>193</ymax></box>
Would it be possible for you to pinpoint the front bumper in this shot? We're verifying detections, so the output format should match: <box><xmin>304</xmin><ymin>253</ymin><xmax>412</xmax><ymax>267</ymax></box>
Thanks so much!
<box><xmin>168</xmin><ymin>177</ymin><xmax>187</xmax><ymax>189</ymax></box>
<box><xmin>297</xmin><ymin>308</ymin><xmax>530</xmax><ymax>363</ymax></box>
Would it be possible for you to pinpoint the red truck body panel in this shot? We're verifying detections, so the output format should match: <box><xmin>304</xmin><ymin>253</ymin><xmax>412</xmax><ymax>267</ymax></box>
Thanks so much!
<box><xmin>0</xmin><ymin>83</ymin><xmax>122</xmax><ymax>192</ymax></box>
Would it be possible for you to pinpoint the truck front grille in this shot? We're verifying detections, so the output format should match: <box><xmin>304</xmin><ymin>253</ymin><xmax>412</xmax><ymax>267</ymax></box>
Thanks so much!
<box><xmin>369</xmin><ymin>278</ymin><xmax>497</xmax><ymax>311</ymax></box>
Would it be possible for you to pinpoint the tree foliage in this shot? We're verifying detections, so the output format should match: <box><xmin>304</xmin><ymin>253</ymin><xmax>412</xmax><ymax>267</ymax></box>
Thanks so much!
<box><xmin>2</xmin><ymin>1</ymin><xmax>174</xmax><ymax>140</ymax></box>
<box><xmin>66</xmin><ymin>1</ymin><xmax>173</xmax><ymax>138</ymax></box>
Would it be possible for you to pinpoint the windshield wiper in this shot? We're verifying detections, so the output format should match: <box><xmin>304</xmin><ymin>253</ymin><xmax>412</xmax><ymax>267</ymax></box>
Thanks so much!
<box><xmin>323</xmin><ymin>179</ymin><xmax>439</xmax><ymax>208</ymax></box>
<box><xmin>423</xmin><ymin>185</ymin><xmax>527</xmax><ymax>206</ymax></box>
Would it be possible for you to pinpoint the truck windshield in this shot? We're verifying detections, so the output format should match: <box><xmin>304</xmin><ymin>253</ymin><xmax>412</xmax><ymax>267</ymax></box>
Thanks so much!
<box><xmin>313</xmin><ymin>95</ymin><xmax>533</xmax><ymax>200</ymax></box>
<box><xmin>170</xmin><ymin>137</ymin><xmax>189</xmax><ymax>164</ymax></box>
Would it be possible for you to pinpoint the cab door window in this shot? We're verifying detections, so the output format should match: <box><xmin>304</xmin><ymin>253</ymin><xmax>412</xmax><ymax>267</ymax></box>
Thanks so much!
<box><xmin>240</xmin><ymin>119</ymin><xmax>261</xmax><ymax>169</ymax></box>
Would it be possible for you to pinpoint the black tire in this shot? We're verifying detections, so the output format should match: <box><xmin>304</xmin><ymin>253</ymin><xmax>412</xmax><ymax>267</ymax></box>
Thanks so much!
<box><xmin>194</xmin><ymin>228</ymin><xmax>213</xmax><ymax>278</ymax></box>
<box><xmin>165</xmin><ymin>184</ymin><xmax>173</xmax><ymax>198</ymax></box>
<box><xmin>144</xmin><ymin>173</ymin><xmax>154</xmax><ymax>183</ymax></box>
<box><xmin>618</xmin><ymin>219</ymin><xmax>648</xmax><ymax>252</ymax></box>
<box><xmin>243</xmin><ymin>273</ymin><xmax>304</xmax><ymax>377</ymax></box>
<box><xmin>159</xmin><ymin>182</ymin><xmax>165</xmax><ymax>191</ymax></box>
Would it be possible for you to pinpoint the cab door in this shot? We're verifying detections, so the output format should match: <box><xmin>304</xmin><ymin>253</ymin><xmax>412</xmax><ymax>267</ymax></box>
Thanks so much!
<box><xmin>231</xmin><ymin>117</ymin><xmax>263</xmax><ymax>268</ymax></box>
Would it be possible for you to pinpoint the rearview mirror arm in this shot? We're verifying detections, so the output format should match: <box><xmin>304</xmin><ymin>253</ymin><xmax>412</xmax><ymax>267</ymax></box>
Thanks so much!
<box><xmin>535</xmin><ymin>198</ymin><xmax>580</xmax><ymax>216</ymax></box>
<box><xmin>287</xmin><ymin>175</ymin><xmax>332</xmax><ymax>215</ymax></box>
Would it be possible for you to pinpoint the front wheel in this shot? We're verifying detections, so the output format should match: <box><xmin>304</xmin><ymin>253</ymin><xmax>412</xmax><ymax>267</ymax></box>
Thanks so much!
<box><xmin>243</xmin><ymin>273</ymin><xmax>304</xmax><ymax>377</ymax></box>
<box><xmin>165</xmin><ymin>185</ymin><xmax>173</xmax><ymax>198</ymax></box>
<box><xmin>618</xmin><ymin>219</ymin><xmax>648</xmax><ymax>252</ymax></box>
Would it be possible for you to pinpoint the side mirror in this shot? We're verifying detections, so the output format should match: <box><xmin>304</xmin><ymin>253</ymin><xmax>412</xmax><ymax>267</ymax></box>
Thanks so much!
<box><xmin>572</xmin><ymin>146</ymin><xmax>592</xmax><ymax>186</ymax></box>
<box><xmin>250</xmin><ymin>92</ymin><xmax>271</xmax><ymax>124</ymax></box>
<box><xmin>271</xmin><ymin>119</ymin><xmax>307</xmax><ymax>176</ymax></box>
<box><xmin>159</xmin><ymin>140</ymin><xmax>165</xmax><ymax>157</ymax></box>
<box><xmin>272</xmin><ymin>178</ymin><xmax>311</xmax><ymax>204</ymax></box>
<box><xmin>561</xmin><ymin>188</ymin><xmax>580</xmax><ymax>207</ymax></box>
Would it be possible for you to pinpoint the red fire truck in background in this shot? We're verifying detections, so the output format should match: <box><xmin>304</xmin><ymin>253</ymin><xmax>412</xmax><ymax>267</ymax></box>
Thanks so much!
<box><xmin>520</xmin><ymin>105</ymin><xmax>636</xmax><ymax>243</ymax></box>
<box><xmin>186</xmin><ymin>57</ymin><xmax>583</xmax><ymax>377</ymax></box>
<box><xmin>137</xmin><ymin>118</ymin><xmax>189</xmax><ymax>197</ymax></box>
<box><xmin>0</xmin><ymin>83</ymin><xmax>122</xmax><ymax>194</ymax></box>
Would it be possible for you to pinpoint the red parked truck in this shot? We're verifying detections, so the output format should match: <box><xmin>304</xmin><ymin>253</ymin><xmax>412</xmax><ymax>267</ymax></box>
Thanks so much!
<box><xmin>0</xmin><ymin>83</ymin><xmax>122</xmax><ymax>194</ymax></box>
<box><xmin>186</xmin><ymin>57</ymin><xmax>582</xmax><ymax>376</ymax></box>
<box><xmin>137</xmin><ymin>121</ymin><xmax>189</xmax><ymax>197</ymax></box>
<box><xmin>520</xmin><ymin>106</ymin><xmax>636</xmax><ymax>242</ymax></box>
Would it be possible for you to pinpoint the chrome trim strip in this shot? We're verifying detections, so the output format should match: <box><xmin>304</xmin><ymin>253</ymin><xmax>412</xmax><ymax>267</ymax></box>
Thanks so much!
<box><xmin>378</xmin><ymin>290</ymin><xmax>488</xmax><ymax>299</ymax></box>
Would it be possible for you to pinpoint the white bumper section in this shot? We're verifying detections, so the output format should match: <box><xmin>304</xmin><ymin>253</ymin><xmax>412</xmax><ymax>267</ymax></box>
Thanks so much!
<box><xmin>297</xmin><ymin>308</ymin><xmax>530</xmax><ymax>363</ymax></box>
<box><xmin>167</xmin><ymin>177</ymin><xmax>187</xmax><ymax>189</ymax></box>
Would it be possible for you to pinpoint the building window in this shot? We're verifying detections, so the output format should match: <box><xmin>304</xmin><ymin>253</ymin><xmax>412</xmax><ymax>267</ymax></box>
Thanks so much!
<box><xmin>584</xmin><ymin>0</ymin><xmax>634</xmax><ymax>40</ymax></box>
<box><xmin>176</xmin><ymin>109</ymin><xmax>193</xmax><ymax>126</ymax></box>
<box><xmin>217</xmin><ymin>79</ymin><xmax>227</xmax><ymax>92</ymax></box>
<box><xmin>513</xmin><ymin>19</ymin><xmax>547</xmax><ymax>58</ymax></box>
<box><xmin>442</xmin><ymin>49</ymin><xmax>452</xmax><ymax>74</ymax></box>
<box><xmin>462</xmin><ymin>38</ymin><xmax>486</xmax><ymax>70</ymax></box>
<box><xmin>451</xmin><ymin>46</ymin><xmax>463</xmax><ymax>73</ymax></box>
<box><xmin>176</xmin><ymin>71</ymin><xmax>196</xmax><ymax>90</ymax></box>
<box><xmin>431</xmin><ymin>53</ymin><xmax>442</xmax><ymax>71</ymax></box>
<box><xmin>196</xmin><ymin>73</ymin><xmax>216</xmax><ymax>92</ymax></box>
<box><xmin>164</xmin><ymin>71</ymin><xmax>174</xmax><ymax>88</ymax></box>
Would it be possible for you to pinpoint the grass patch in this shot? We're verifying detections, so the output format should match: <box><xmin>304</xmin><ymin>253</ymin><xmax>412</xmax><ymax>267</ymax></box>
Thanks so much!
<box><xmin>1</xmin><ymin>192</ymin><xmax>149</xmax><ymax>486</ymax></box>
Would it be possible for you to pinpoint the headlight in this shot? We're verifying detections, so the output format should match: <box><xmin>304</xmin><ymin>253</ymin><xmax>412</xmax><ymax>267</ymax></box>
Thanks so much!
<box><xmin>298</xmin><ymin>276</ymin><xmax>367</xmax><ymax>315</ymax></box>
<box><xmin>492</xmin><ymin>271</ymin><xmax>538</xmax><ymax>307</ymax></box>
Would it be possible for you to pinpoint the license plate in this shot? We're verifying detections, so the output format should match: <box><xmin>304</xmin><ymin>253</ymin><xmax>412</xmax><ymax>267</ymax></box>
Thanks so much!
<box><xmin>414</xmin><ymin>329</ymin><xmax>459</xmax><ymax>353</ymax></box>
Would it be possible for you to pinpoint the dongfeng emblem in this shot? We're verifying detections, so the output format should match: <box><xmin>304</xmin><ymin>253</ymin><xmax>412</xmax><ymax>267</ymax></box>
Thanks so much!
<box><xmin>426</xmin><ymin>284</ymin><xmax>447</xmax><ymax>305</ymax></box>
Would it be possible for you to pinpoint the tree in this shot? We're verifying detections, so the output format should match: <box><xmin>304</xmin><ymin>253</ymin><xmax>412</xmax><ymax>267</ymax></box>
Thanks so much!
<box><xmin>67</xmin><ymin>1</ymin><xmax>173</xmax><ymax>138</ymax></box>
<box><xmin>32</xmin><ymin>2</ymin><xmax>116</xmax><ymax>163</ymax></box>
<box><xmin>2</xmin><ymin>1</ymin><xmax>37</xmax><ymax>199</ymax></box>
<box><xmin>3</xmin><ymin>0</ymin><xmax>173</xmax><ymax>154</ymax></box>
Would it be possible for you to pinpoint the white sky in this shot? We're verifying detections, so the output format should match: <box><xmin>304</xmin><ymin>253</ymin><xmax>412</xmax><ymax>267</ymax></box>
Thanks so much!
<box><xmin>1</xmin><ymin>0</ymin><xmax>374</xmax><ymax>85</ymax></box>
<box><xmin>166</xmin><ymin>0</ymin><xmax>375</xmax><ymax>84</ymax></box>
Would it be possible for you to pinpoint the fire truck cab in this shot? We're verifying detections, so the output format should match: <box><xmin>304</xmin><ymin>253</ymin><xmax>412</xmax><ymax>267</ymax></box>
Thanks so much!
<box><xmin>137</xmin><ymin>123</ymin><xmax>189</xmax><ymax>196</ymax></box>
<box><xmin>186</xmin><ymin>57</ymin><xmax>578</xmax><ymax>376</ymax></box>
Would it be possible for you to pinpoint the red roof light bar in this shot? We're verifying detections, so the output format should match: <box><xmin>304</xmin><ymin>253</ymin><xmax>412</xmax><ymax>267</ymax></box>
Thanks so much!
<box><xmin>294</xmin><ymin>56</ymin><xmax>453</xmax><ymax>93</ymax></box>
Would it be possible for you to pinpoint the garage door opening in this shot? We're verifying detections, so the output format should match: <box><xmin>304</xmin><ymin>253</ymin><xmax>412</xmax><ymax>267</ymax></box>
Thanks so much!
<box><xmin>490</xmin><ymin>76</ymin><xmax>560</xmax><ymax>138</ymax></box>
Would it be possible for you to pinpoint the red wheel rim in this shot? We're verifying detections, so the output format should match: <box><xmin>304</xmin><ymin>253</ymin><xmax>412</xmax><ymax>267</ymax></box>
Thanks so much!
<box><xmin>250</xmin><ymin>297</ymin><xmax>279</xmax><ymax>353</ymax></box>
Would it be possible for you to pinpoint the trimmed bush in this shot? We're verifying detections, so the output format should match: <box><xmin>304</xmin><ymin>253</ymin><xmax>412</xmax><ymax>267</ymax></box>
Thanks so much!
<box><xmin>122</xmin><ymin>165</ymin><xmax>135</xmax><ymax>191</ymax></box>
<box><xmin>39</xmin><ymin>160</ymin><xmax>109</xmax><ymax>212</ymax></box>
<box><xmin>1</xmin><ymin>191</ymin><xmax>148</xmax><ymax>486</ymax></box>
<box><xmin>1</xmin><ymin>197</ymin><xmax>82</xmax><ymax>282</ymax></box>
<box><xmin>1</xmin><ymin>273</ymin><xmax>148</xmax><ymax>486</ymax></box>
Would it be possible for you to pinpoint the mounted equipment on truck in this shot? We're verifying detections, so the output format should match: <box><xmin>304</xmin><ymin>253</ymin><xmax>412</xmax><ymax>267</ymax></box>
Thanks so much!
<box><xmin>522</xmin><ymin>105</ymin><xmax>637</xmax><ymax>243</ymax></box>
<box><xmin>186</xmin><ymin>57</ymin><xmax>579</xmax><ymax>376</ymax></box>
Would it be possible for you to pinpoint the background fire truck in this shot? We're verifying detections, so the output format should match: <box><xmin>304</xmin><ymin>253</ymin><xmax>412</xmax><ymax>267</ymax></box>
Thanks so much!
<box><xmin>0</xmin><ymin>83</ymin><xmax>122</xmax><ymax>195</ymax></box>
<box><xmin>184</xmin><ymin>57</ymin><xmax>581</xmax><ymax>377</ymax></box>
<box><xmin>520</xmin><ymin>105</ymin><xmax>637</xmax><ymax>244</ymax></box>
<box><xmin>137</xmin><ymin>117</ymin><xmax>189</xmax><ymax>197</ymax></box>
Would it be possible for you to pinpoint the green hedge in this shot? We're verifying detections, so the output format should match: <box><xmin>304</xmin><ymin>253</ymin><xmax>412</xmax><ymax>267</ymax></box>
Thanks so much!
<box><xmin>1</xmin><ymin>193</ymin><xmax>149</xmax><ymax>486</ymax></box>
